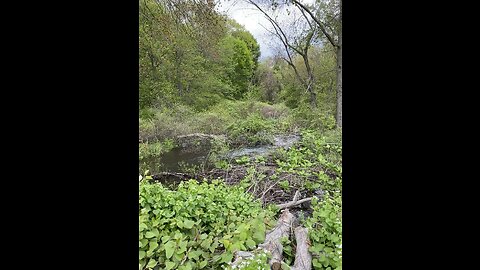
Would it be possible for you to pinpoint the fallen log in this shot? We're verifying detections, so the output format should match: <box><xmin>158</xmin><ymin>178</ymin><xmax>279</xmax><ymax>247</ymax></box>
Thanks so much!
<box><xmin>259</xmin><ymin>209</ymin><xmax>295</xmax><ymax>269</ymax></box>
<box><xmin>230</xmin><ymin>209</ymin><xmax>295</xmax><ymax>269</ymax></box>
<box><xmin>290</xmin><ymin>227</ymin><xmax>312</xmax><ymax>270</ymax></box>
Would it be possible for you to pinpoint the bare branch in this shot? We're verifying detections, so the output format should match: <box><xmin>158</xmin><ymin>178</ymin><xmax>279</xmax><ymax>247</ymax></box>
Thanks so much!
<box><xmin>291</xmin><ymin>0</ymin><xmax>338</xmax><ymax>48</ymax></box>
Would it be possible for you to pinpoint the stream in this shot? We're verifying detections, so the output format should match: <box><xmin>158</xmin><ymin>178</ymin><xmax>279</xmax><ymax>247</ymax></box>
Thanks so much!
<box><xmin>140</xmin><ymin>134</ymin><xmax>300</xmax><ymax>174</ymax></box>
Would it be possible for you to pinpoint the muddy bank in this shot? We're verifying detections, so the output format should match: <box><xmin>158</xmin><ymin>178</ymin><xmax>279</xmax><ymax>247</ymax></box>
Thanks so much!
<box><xmin>148</xmin><ymin>154</ymin><xmax>328</xmax><ymax>218</ymax></box>
<box><xmin>140</xmin><ymin>132</ymin><xmax>333</xmax><ymax>217</ymax></box>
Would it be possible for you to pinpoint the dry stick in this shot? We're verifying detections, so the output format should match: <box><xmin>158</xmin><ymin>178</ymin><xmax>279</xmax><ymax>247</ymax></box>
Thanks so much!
<box><xmin>292</xmin><ymin>190</ymin><xmax>301</xmax><ymax>202</ymax></box>
<box><xmin>277</xmin><ymin>197</ymin><xmax>313</xmax><ymax>210</ymax></box>
<box><xmin>260</xmin><ymin>179</ymin><xmax>283</xmax><ymax>205</ymax></box>
<box><xmin>224</xmin><ymin>156</ymin><xmax>234</xmax><ymax>183</ymax></box>
<box><xmin>179</xmin><ymin>245</ymin><xmax>193</xmax><ymax>266</ymax></box>
<box><xmin>276</xmin><ymin>190</ymin><xmax>313</xmax><ymax>210</ymax></box>
<box><xmin>246</xmin><ymin>181</ymin><xmax>254</xmax><ymax>193</ymax></box>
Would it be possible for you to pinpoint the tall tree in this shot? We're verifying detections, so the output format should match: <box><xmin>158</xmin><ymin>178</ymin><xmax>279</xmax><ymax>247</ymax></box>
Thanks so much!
<box><xmin>139</xmin><ymin>0</ymin><xmax>261</xmax><ymax>110</ymax></box>
<box><xmin>289</xmin><ymin>0</ymin><xmax>342</xmax><ymax>127</ymax></box>
<box><xmin>247</xmin><ymin>0</ymin><xmax>319</xmax><ymax>107</ymax></box>
<box><xmin>247</xmin><ymin>0</ymin><xmax>342</xmax><ymax>127</ymax></box>
<box><xmin>228</xmin><ymin>19</ymin><xmax>261</xmax><ymax>72</ymax></box>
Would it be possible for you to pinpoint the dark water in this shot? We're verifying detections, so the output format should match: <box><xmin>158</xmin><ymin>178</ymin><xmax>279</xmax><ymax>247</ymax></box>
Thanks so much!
<box><xmin>141</xmin><ymin>134</ymin><xmax>300</xmax><ymax>174</ymax></box>
<box><xmin>140</xmin><ymin>147</ymin><xmax>210</xmax><ymax>173</ymax></box>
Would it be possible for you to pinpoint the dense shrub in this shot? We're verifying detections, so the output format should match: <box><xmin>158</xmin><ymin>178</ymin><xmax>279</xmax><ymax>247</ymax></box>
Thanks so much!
<box><xmin>139</xmin><ymin>179</ymin><xmax>275</xmax><ymax>270</ymax></box>
<box><xmin>306</xmin><ymin>194</ymin><xmax>342</xmax><ymax>270</ymax></box>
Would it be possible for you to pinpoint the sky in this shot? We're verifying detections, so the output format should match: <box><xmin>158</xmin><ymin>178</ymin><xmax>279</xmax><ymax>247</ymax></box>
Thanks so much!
<box><xmin>216</xmin><ymin>0</ymin><xmax>316</xmax><ymax>60</ymax></box>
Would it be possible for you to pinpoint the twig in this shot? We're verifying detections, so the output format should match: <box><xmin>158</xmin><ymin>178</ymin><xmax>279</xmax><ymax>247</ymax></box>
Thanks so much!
<box><xmin>179</xmin><ymin>246</ymin><xmax>193</xmax><ymax>266</ymax></box>
<box><xmin>260</xmin><ymin>179</ymin><xmax>282</xmax><ymax>205</ymax></box>
<box><xmin>292</xmin><ymin>190</ymin><xmax>301</xmax><ymax>202</ymax></box>
<box><xmin>277</xmin><ymin>196</ymin><xmax>313</xmax><ymax>210</ymax></box>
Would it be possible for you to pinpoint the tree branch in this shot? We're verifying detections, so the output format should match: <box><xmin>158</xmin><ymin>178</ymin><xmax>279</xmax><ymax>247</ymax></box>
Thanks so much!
<box><xmin>291</xmin><ymin>0</ymin><xmax>338</xmax><ymax>48</ymax></box>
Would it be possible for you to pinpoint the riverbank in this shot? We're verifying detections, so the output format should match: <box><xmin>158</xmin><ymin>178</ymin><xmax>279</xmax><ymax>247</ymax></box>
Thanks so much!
<box><xmin>139</xmin><ymin>100</ymin><xmax>342</xmax><ymax>270</ymax></box>
<box><xmin>139</xmin><ymin>128</ymin><xmax>342</xmax><ymax>270</ymax></box>
<box><xmin>139</xmin><ymin>100</ymin><xmax>337</xmax><ymax>174</ymax></box>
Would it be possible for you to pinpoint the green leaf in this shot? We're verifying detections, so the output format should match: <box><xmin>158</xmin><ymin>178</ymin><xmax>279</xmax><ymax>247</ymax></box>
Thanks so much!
<box><xmin>151</xmin><ymin>228</ymin><xmax>160</xmax><ymax>237</ymax></box>
<box><xmin>188</xmin><ymin>250</ymin><xmax>201</xmax><ymax>260</ymax></box>
<box><xmin>313</xmin><ymin>259</ymin><xmax>323</xmax><ymax>268</ymax></box>
<box><xmin>220</xmin><ymin>251</ymin><xmax>233</xmax><ymax>264</ymax></box>
<box><xmin>201</xmin><ymin>238</ymin><xmax>212</xmax><ymax>250</ymax></box>
<box><xmin>179</xmin><ymin>262</ymin><xmax>193</xmax><ymax>270</ymax></box>
<box><xmin>177</xmin><ymin>240</ymin><xmax>187</xmax><ymax>254</ymax></box>
<box><xmin>183</xmin><ymin>219</ymin><xmax>195</xmax><ymax>229</ymax></box>
<box><xmin>246</xmin><ymin>238</ymin><xmax>256</xmax><ymax>249</ymax></box>
<box><xmin>174</xmin><ymin>252</ymin><xmax>184</xmax><ymax>262</ymax></box>
<box><xmin>165</xmin><ymin>241</ymin><xmax>176</xmax><ymax>259</ymax></box>
<box><xmin>161</xmin><ymin>235</ymin><xmax>171</xmax><ymax>243</ymax></box>
<box><xmin>165</xmin><ymin>261</ymin><xmax>176</xmax><ymax>270</ymax></box>
<box><xmin>145</xmin><ymin>231</ymin><xmax>156</xmax><ymax>238</ymax></box>
<box><xmin>174</xmin><ymin>232</ymin><xmax>183</xmax><ymax>239</ymax></box>
<box><xmin>139</xmin><ymin>223</ymin><xmax>148</xmax><ymax>231</ymax></box>
<box><xmin>281</xmin><ymin>262</ymin><xmax>291</xmax><ymax>270</ymax></box>
<box><xmin>148</xmin><ymin>241</ymin><xmax>158</xmax><ymax>252</ymax></box>
<box><xmin>252</xmin><ymin>228</ymin><xmax>265</xmax><ymax>243</ymax></box>
<box><xmin>146</xmin><ymin>258</ymin><xmax>157</xmax><ymax>268</ymax></box>
<box><xmin>199</xmin><ymin>260</ymin><xmax>208</xmax><ymax>269</ymax></box>
<box><xmin>176</xmin><ymin>219</ymin><xmax>184</xmax><ymax>229</ymax></box>
<box><xmin>139</xmin><ymin>250</ymin><xmax>145</xmax><ymax>260</ymax></box>
<box><xmin>221</xmin><ymin>239</ymin><xmax>231</xmax><ymax>249</ymax></box>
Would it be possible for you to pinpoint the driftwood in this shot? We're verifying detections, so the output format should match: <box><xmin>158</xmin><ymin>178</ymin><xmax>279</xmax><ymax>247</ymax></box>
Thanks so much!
<box><xmin>291</xmin><ymin>227</ymin><xmax>312</xmax><ymax>270</ymax></box>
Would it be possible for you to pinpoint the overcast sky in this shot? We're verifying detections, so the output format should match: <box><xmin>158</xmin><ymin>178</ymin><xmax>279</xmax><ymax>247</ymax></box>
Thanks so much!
<box><xmin>216</xmin><ymin>0</ymin><xmax>315</xmax><ymax>60</ymax></box>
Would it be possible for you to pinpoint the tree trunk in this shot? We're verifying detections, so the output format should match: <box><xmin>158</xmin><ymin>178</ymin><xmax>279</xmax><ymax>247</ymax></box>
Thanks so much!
<box><xmin>336</xmin><ymin>44</ymin><xmax>342</xmax><ymax>128</ymax></box>
<box><xmin>303</xmin><ymin>55</ymin><xmax>317</xmax><ymax>109</ymax></box>
<box><xmin>336</xmin><ymin>3</ymin><xmax>342</xmax><ymax>128</ymax></box>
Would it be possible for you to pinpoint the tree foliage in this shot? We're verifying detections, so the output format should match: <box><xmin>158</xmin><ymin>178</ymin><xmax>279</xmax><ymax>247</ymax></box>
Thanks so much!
<box><xmin>139</xmin><ymin>0</ymin><xmax>261</xmax><ymax>111</ymax></box>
